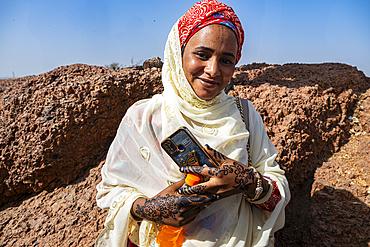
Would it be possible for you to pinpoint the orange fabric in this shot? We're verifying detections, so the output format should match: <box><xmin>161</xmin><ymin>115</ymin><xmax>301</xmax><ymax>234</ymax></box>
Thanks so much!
<box><xmin>156</xmin><ymin>225</ymin><xmax>186</xmax><ymax>247</ymax></box>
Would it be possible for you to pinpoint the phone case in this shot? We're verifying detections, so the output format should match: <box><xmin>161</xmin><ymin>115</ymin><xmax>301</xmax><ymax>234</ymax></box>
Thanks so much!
<box><xmin>161</xmin><ymin>126</ymin><xmax>219</xmax><ymax>168</ymax></box>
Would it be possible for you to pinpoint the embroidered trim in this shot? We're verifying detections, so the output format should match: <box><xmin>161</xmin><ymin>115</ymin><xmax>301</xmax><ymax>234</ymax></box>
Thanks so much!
<box><xmin>139</xmin><ymin>146</ymin><xmax>151</xmax><ymax>161</ymax></box>
<box><xmin>165</xmin><ymin>104</ymin><xmax>175</xmax><ymax>118</ymax></box>
<box><xmin>201</xmin><ymin>124</ymin><xmax>218</xmax><ymax>135</ymax></box>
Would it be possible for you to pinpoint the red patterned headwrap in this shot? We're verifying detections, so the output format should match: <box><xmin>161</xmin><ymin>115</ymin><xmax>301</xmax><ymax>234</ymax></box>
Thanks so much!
<box><xmin>178</xmin><ymin>0</ymin><xmax>244</xmax><ymax>62</ymax></box>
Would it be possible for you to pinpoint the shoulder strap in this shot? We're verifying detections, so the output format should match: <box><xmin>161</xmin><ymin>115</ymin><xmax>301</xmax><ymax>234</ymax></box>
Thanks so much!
<box><xmin>236</xmin><ymin>97</ymin><xmax>252</xmax><ymax>167</ymax></box>
<box><xmin>240</xmin><ymin>98</ymin><xmax>250</xmax><ymax>131</ymax></box>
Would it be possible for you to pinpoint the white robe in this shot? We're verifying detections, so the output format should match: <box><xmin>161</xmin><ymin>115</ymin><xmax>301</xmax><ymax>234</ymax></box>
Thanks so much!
<box><xmin>95</xmin><ymin>21</ymin><xmax>290</xmax><ymax>247</ymax></box>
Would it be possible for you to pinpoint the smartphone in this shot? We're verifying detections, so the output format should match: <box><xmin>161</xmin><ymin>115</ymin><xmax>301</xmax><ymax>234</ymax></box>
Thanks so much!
<box><xmin>161</xmin><ymin>126</ymin><xmax>219</xmax><ymax>168</ymax></box>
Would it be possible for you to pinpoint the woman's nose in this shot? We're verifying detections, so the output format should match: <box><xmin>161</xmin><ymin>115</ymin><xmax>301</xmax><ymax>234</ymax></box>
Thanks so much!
<box><xmin>204</xmin><ymin>57</ymin><xmax>221</xmax><ymax>77</ymax></box>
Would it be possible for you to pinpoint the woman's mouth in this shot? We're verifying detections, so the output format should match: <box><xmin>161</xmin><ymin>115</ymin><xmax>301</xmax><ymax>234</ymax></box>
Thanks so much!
<box><xmin>198</xmin><ymin>78</ymin><xmax>219</xmax><ymax>88</ymax></box>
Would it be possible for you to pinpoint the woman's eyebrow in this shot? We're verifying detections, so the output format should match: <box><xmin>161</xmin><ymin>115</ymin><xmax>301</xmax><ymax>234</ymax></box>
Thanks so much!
<box><xmin>196</xmin><ymin>46</ymin><xmax>236</xmax><ymax>59</ymax></box>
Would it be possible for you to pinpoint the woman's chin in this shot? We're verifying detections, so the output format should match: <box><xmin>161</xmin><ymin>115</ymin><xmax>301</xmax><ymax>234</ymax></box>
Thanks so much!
<box><xmin>191</xmin><ymin>80</ymin><xmax>225</xmax><ymax>100</ymax></box>
<box><xmin>195</xmin><ymin>91</ymin><xmax>219</xmax><ymax>100</ymax></box>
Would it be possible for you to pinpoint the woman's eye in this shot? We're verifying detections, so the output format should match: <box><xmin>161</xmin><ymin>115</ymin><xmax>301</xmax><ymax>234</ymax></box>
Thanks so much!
<box><xmin>221</xmin><ymin>58</ymin><xmax>233</xmax><ymax>65</ymax></box>
<box><xmin>195</xmin><ymin>52</ymin><xmax>208</xmax><ymax>59</ymax></box>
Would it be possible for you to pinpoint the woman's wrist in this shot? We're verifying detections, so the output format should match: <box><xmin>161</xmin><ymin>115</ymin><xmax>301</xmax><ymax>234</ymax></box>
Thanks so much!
<box><xmin>130</xmin><ymin>197</ymin><xmax>146</xmax><ymax>221</ymax></box>
<box><xmin>243</xmin><ymin>169</ymin><xmax>270</xmax><ymax>201</ymax></box>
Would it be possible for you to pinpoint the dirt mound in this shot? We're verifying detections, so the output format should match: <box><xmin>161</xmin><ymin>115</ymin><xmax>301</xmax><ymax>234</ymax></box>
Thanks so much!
<box><xmin>275</xmin><ymin>89</ymin><xmax>370</xmax><ymax>246</ymax></box>
<box><xmin>308</xmin><ymin>89</ymin><xmax>370</xmax><ymax>246</ymax></box>
<box><xmin>229</xmin><ymin>63</ymin><xmax>370</xmax><ymax>246</ymax></box>
<box><xmin>143</xmin><ymin>57</ymin><xmax>163</xmax><ymax>69</ymax></box>
<box><xmin>1</xmin><ymin>62</ymin><xmax>369</xmax><ymax>246</ymax></box>
<box><xmin>0</xmin><ymin>64</ymin><xmax>163</xmax><ymax>205</ymax></box>
<box><xmin>230</xmin><ymin>63</ymin><xmax>369</xmax><ymax>194</ymax></box>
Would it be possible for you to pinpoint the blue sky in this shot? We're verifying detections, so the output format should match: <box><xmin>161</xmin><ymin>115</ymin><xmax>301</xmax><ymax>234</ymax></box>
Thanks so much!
<box><xmin>1</xmin><ymin>0</ymin><xmax>369</xmax><ymax>78</ymax></box>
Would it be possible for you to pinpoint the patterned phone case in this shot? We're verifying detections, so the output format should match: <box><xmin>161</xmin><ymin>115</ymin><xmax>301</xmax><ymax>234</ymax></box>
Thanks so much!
<box><xmin>161</xmin><ymin>126</ymin><xmax>219</xmax><ymax>168</ymax></box>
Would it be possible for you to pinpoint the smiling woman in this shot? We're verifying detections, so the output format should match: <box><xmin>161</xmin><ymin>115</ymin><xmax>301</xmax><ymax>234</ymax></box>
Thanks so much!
<box><xmin>182</xmin><ymin>24</ymin><xmax>238</xmax><ymax>100</ymax></box>
<box><xmin>95</xmin><ymin>1</ymin><xmax>290</xmax><ymax>246</ymax></box>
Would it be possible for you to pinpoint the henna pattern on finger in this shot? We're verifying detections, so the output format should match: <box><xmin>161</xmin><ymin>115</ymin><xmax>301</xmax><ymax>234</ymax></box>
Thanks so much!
<box><xmin>186</xmin><ymin>165</ymin><xmax>204</xmax><ymax>175</ymax></box>
<box><xmin>212</xmin><ymin>149</ymin><xmax>227</xmax><ymax>160</ymax></box>
<box><xmin>180</xmin><ymin>184</ymin><xmax>207</xmax><ymax>195</ymax></box>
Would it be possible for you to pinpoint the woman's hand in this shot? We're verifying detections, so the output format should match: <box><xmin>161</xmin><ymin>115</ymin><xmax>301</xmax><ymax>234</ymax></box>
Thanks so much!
<box><xmin>178</xmin><ymin>145</ymin><xmax>269</xmax><ymax>199</ymax></box>
<box><xmin>131</xmin><ymin>180</ymin><xmax>218</xmax><ymax>227</ymax></box>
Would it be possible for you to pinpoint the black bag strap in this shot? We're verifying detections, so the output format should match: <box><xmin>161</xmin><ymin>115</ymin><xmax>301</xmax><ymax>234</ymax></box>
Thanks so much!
<box><xmin>240</xmin><ymin>98</ymin><xmax>250</xmax><ymax>131</ymax></box>
<box><xmin>236</xmin><ymin>97</ymin><xmax>252</xmax><ymax>167</ymax></box>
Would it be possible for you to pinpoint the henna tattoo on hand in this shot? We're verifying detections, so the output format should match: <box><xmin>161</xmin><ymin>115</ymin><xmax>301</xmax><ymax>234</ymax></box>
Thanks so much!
<box><xmin>182</xmin><ymin>161</ymin><xmax>255</xmax><ymax>192</ymax></box>
<box><xmin>226</xmin><ymin>162</ymin><xmax>255</xmax><ymax>191</ymax></box>
<box><xmin>204</xmin><ymin>162</ymin><xmax>254</xmax><ymax>190</ymax></box>
<box><xmin>209</xmin><ymin>148</ymin><xmax>256</xmax><ymax>192</ymax></box>
<box><xmin>134</xmin><ymin>194</ymin><xmax>215</xmax><ymax>224</ymax></box>
<box><xmin>181</xmin><ymin>147</ymin><xmax>257</xmax><ymax>195</ymax></box>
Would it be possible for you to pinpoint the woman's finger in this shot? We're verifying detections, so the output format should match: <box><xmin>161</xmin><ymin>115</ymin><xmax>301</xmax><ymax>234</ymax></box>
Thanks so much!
<box><xmin>204</xmin><ymin>144</ymin><xmax>228</xmax><ymax>163</ymax></box>
<box><xmin>176</xmin><ymin>194</ymin><xmax>219</xmax><ymax>210</ymax></box>
<box><xmin>188</xmin><ymin>193</ymin><xmax>219</xmax><ymax>204</ymax></box>
<box><xmin>177</xmin><ymin>182</ymin><xmax>208</xmax><ymax>195</ymax></box>
<box><xmin>180</xmin><ymin>165</ymin><xmax>211</xmax><ymax>176</ymax></box>
<box><xmin>179</xmin><ymin>179</ymin><xmax>225</xmax><ymax>195</ymax></box>
<box><xmin>180</xmin><ymin>200</ymin><xmax>217</xmax><ymax>225</ymax></box>
<box><xmin>165</xmin><ymin>179</ymin><xmax>186</xmax><ymax>192</ymax></box>
<box><xmin>180</xmin><ymin>205</ymin><xmax>203</xmax><ymax>225</ymax></box>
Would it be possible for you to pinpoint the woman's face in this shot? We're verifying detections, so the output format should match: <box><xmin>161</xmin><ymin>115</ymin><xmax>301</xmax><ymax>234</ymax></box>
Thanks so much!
<box><xmin>182</xmin><ymin>24</ymin><xmax>238</xmax><ymax>100</ymax></box>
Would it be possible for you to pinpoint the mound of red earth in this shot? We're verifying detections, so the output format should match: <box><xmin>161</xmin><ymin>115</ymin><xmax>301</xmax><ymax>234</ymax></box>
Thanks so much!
<box><xmin>0</xmin><ymin>62</ymin><xmax>369</xmax><ymax>246</ymax></box>
<box><xmin>0</xmin><ymin>64</ymin><xmax>163</xmax><ymax>205</ymax></box>
<box><xmin>307</xmin><ymin>89</ymin><xmax>370</xmax><ymax>246</ymax></box>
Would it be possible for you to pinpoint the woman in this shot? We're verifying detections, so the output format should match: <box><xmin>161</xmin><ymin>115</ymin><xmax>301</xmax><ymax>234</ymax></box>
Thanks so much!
<box><xmin>95</xmin><ymin>0</ymin><xmax>290</xmax><ymax>246</ymax></box>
